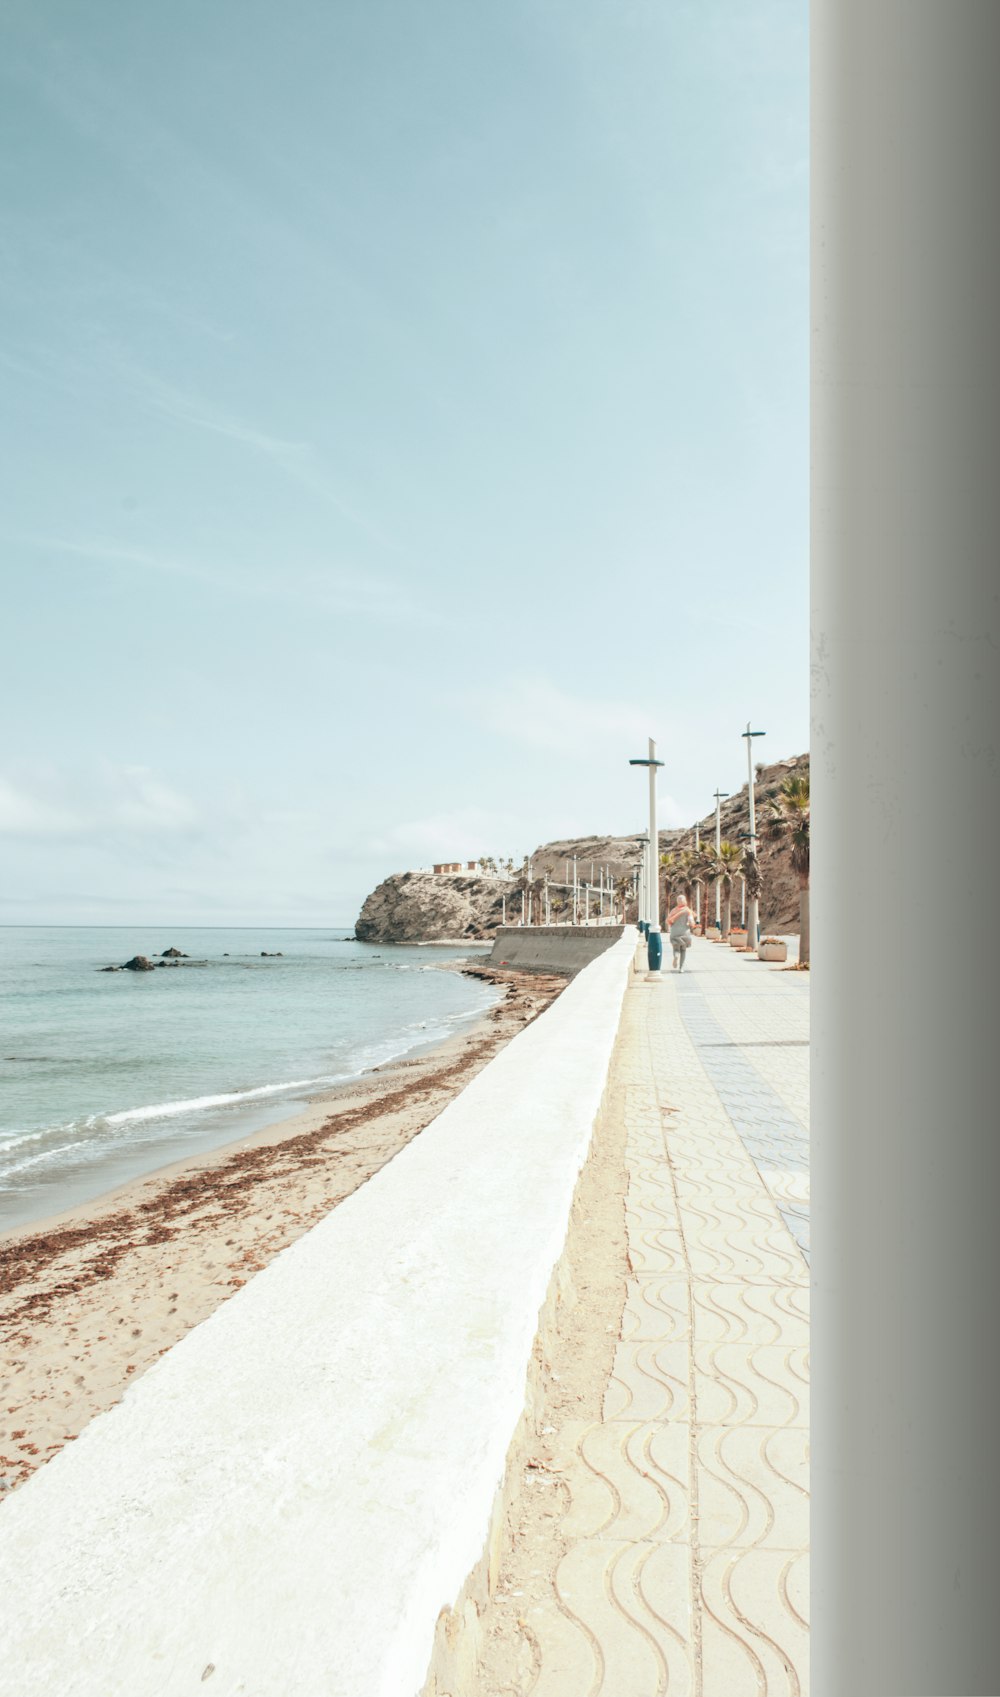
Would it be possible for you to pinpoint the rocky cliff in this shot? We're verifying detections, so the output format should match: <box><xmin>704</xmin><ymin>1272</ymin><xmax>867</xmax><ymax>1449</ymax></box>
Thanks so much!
<box><xmin>355</xmin><ymin>871</ymin><xmax>508</xmax><ymax>943</ymax></box>
<box><xmin>354</xmin><ymin>754</ymin><xmax>808</xmax><ymax>943</ymax></box>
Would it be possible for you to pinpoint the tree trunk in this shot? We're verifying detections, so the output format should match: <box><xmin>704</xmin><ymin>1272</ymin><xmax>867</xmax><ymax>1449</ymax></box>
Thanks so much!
<box><xmin>722</xmin><ymin>888</ymin><xmax>732</xmax><ymax>937</ymax></box>
<box><xmin>798</xmin><ymin>879</ymin><xmax>810</xmax><ymax>965</ymax></box>
<box><xmin>746</xmin><ymin>896</ymin><xmax>759</xmax><ymax>951</ymax></box>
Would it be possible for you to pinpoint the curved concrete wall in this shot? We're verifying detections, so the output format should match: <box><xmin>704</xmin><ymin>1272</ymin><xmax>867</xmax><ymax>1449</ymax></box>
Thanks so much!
<box><xmin>0</xmin><ymin>931</ymin><xmax>635</xmax><ymax>1697</ymax></box>
<box><xmin>488</xmin><ymin>923</ymin><xmax>625</xmax><ymax>974</ymax></box>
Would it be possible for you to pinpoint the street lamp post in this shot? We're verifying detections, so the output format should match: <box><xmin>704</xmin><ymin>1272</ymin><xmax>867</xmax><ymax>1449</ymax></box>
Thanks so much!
<box><xmin>636</xmin><ymin>835</ymin><xmax>648</xmax><ymax>934</ymax></box>
<box><xmin>629</xmin><ymin>738</ymin><xmax>665</xmax><ymax>972</ymax></box>
<box><xmin>712</xmin><ymin>788</ymin><xmax>729</xmax><ymax>930</ymax></box>
<box><xmin>741</xmin><ymin>722</ymin><xmax>766</xmax><ymax>948</ymax></box>
<box><xmin>694</xmin><ymin>822</ymin><xmax>701</xmax><ymax>926</ymax></box>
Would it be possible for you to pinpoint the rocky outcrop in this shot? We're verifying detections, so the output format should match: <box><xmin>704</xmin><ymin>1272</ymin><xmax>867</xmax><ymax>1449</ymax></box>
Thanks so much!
<box><xmin>355</xmin><ymin>871</ymin><xmax>508</xmax><ymax>944</ymax></box>
<box><xmin>99</xmin><ymin>952</ymin><xmax>207</xmax><ymax>972</ymax></box>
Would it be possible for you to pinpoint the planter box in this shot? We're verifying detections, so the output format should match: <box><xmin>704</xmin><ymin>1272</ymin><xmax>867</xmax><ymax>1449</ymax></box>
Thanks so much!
<box><xmin>729</xmin><ymin>931</ymin><xmax>748</xmax><ymax>948</ymax></box>
<box><xmin>758</xmin><ymin>939</ymin><xmax>788</xmax><ymax>962</ymax></box>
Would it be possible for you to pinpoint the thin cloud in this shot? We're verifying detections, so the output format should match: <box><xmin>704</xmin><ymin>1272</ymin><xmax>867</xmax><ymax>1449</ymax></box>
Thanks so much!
<box><xmin>482</xmin><ymin>678</ymin><xmax>652</xmax><ymax>756</ymax></box>
<box><xmin>15</xmin><ymin>535</ymin><xmax>441</xmax><ymax>626</ymax></box>
<box><xmin>117</xmin><ymin>360</ymin><xmax>390</xmax><ymax>544</ymax></box>
<box><xmin>368</xmin><ymin>807</ymin><xmax>521</xmax><ymax>865</ymax></box>
<box><xmin>0</xmin><ymin>766</ymin><xmax>199</xmax><ymax>841</ymax></box>
<box><xmin>0</xmin><ymin>777</ymin><xmax>81</xmax><ymax>838</ymax></box>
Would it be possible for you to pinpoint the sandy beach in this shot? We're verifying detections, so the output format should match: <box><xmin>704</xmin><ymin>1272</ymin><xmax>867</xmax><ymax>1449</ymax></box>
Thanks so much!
<box><xmin>0</xmin><ymin>962</ymin><xmax>566</xmax><ymax>1498</ymax></box>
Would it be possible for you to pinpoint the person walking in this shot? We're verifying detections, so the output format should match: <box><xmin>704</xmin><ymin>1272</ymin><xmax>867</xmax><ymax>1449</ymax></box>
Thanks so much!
<box><xmin>667</xmin><ymin>894</ymin><xmax>695</xmax><ymax>970</ymax></box>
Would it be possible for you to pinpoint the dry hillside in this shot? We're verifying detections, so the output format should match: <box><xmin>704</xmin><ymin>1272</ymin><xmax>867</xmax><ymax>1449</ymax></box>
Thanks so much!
<box><xmin>354</xmin><ymin>754</ymin><xmax>808</xmax><ymax>942</ymax></box>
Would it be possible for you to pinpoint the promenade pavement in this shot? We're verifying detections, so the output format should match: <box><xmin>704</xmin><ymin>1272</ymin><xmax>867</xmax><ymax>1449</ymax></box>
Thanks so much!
<box><xmin>522</xmin><ymin>932</ymin><xmax>809</xmax><ymax>1696</ymax></box>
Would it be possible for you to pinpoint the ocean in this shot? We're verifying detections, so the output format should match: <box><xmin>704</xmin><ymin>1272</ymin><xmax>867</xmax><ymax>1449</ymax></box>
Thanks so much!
<box><xmin>0</xmin><ymin>926</ymin><xmax>498</xmax><ymax>1234</ymax></box>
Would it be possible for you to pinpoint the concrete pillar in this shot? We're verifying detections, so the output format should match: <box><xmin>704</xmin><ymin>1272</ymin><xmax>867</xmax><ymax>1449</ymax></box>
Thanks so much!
<box><xmin>813</xmin><ymin>5</ymin><xmax>1000</xmax><ymax>1691</ymax></box>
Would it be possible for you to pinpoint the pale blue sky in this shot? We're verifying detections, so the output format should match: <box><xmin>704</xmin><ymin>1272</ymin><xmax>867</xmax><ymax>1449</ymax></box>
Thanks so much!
<box><xmin>1</xmin><ymin>0</ymin><xmax>807</xmax><ymax>925</ymax></box>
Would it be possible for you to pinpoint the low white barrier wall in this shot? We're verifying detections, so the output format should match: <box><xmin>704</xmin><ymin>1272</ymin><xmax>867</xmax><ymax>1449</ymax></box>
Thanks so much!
<box><xmin>0</xmin><ymin>931</ymin><xmax>635</xmax><ymax>1697</ymax></box>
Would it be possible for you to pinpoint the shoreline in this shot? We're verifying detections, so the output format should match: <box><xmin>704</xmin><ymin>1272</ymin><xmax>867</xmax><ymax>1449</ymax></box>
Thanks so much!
<box><xmin>0</xmin><ymin>948</ymin><xmax>497</xmax><ymax>1240</ymax></box>
<box><xmin>0</xmin><ymin>963</ymin><xmax>567</xmax><ymax>1498</ymax></box>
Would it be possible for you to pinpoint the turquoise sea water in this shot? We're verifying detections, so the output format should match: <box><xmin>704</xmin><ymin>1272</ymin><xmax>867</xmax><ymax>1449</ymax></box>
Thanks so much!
<box><xmin>0</xmin><ymin>927</ymin><xmax>497</xmax><ymax>1233</ymax></box>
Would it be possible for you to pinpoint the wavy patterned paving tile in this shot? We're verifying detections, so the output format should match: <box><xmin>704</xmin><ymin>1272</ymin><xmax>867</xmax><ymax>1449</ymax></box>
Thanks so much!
<box><xmin>626</xmin><ymin>1228</ymin><xmax>688</xmax><ymax>1275</ymax></box>
<box><xmin>671</xmin><ymin>1162</ymin><xmax>764</xmax><ymax>1202</ymax></box>
<box><xmin>700</xmin><ymin>1548</ymin><xmax>808</xmax><ymax>1696</ymax></box>
<box><xmin>695</xmin><ymin>1424</ymin><xmax>809</xmax><ymax>1550</ymax></box>
<box><xmin>758</xmin><ymin>1167</ymin><xmax>810</xmax><ymax>1208</ymax></box>
<box><xmin>620</xmin><ymin>1277</ymin><xmax>691</xmax><ymax>1343</ymax></box>
<box><xmin>626</xmin><ymin>1187</ymin><xmax>681</xmax><ymax>1234</ymax></box>
<box><xmin>682</xmin><ymin>1212</ymin><xmax>806</xmax><ymax>1262</ymax></box>
<box><xmin>693</xmin><ymin>1343</ymin><xmax>809</xmax><ymax>1427</ymax></box>
<box><xmin>552</xmin><ymin>1420</ymin><xmax>689</xmax><ymax>1542</ymax></box>
<box><xmin>627</xmin><ymin>1171</ymin><xmax>683</xmax><ymax>1218</ymax></box>
<box><xmin>603</xmin><ymin>1340</ymin><xmax>691</xmax><ymax>1421</ymax></box>
<box><xmin>691</xmin><ymin>1281</ymin><xmax>810</xmax><ymax>1346</ymax></box>
<box><xmin>521</xmin><ymin>958</ymin><xmax>809</xmax><ymax>1697</ymax></box>
<box><xmin>678</xmin><ymin>1192</ymin><xmax>790</xmax><ymax>1241</ymax></box>
<box><xmin>528</xmin><ymin>1539</ymin><xmax>694</xmax><ymax>1697</ymax></box>
<box><xmin>685</xmin><ymin>1233</ymin><xmax>807</xmax><ymax>1284</ymax></box>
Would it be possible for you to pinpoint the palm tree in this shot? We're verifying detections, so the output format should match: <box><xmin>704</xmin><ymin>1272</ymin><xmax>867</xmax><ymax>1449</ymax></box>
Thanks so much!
<box><xmin>741</xmin><ymin>847</ymin><xmax>763</xmax><ymax>949</ymax></box>
<box><xmin>519</xmin><ymin>862</ymin><xmax>533</xmax><ymax>929</ymax></box>
<box><xmin>659</xmin><ymin>851</ymin><xmax>683</xmax><ymax>921</ymax></box>
<box><xmin>532</xmin><ymin>875</ymin><xmax>548</xmax><ymax>925</ymax></box>
<box><xmin>679</xmin><ymin>848</ymin><xmax>702</xmax><ymax>916</ymax></box>
<box><xmin>713</xmin><ymin>840</ymin><xmax>743</xmax><ymax>937</ymax></box>
<box><xmin>686</xmin><ymin>843</ymin><xmax>714</xmax><ymax>931</ymax></box>
<box><xmin>765</xmin><ymin>772</ymin><xmax>810</xmax><ymax>964</ymax></box>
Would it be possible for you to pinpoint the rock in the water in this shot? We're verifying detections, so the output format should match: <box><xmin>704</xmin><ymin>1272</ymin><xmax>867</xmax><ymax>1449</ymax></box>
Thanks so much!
<box><xmin>122</xmin><ymin>955</ymin><xmax>156</xmax><ymax>972</ymax></box>
<box><xmin>160</xmin><ymin>947</ymin><xmax>188</xmax><ymax>958</ymax></box>
<box><xmin>99</xmin><ymin>965</ymin><xmax>121</xmax><ymax>972</ymax></box>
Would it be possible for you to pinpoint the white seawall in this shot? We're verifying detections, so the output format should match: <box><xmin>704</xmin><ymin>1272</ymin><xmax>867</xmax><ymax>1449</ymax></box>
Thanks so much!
<box><xmin>0</xmin><ymin>931</ymin><xmax>635</xmax><ymax>1697</ymax></box>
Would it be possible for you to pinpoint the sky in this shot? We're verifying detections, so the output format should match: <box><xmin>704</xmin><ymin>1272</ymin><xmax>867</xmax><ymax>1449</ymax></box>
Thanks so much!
<box><xmin>0</xmin><ymin>0</ymin><xmax>807</xmax><ymax>926</ymax></box>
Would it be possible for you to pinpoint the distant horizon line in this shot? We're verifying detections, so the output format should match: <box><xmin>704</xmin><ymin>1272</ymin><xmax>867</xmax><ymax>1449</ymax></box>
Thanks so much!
<box><xmin>0</xmin><ymin>923</ymin><xmax>358</xmax><ymax>931</ymax></box>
